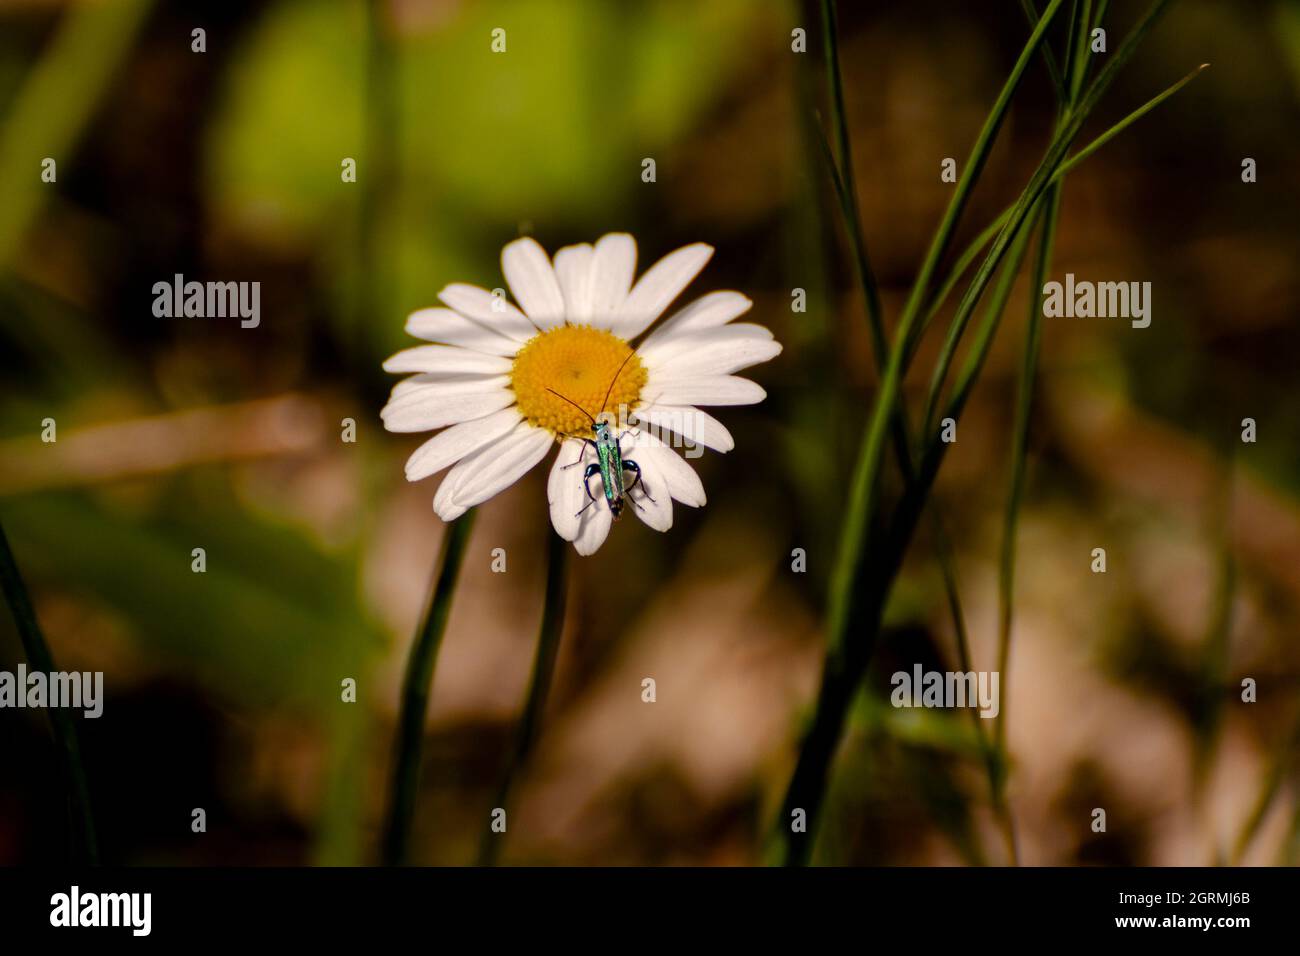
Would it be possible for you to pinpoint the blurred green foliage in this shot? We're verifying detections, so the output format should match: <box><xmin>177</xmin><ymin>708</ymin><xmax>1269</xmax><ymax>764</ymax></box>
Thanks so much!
<box><xmin>207</xmin><ymin>0</ymin><xmax>759</xmax><ymax>359</ymax></box>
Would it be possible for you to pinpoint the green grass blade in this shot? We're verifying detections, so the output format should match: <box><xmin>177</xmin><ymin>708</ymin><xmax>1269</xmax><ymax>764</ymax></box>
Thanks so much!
<box><xmin>774</xmin><ymin>0</ymin><xmax>1179</xmax><ymax>869</ymax></box>
<box><xmin>929</xmin><ymin>507</ymin><xmax>1016</xmax><ymax>862</ymax></box>
<box><xmin>1093</xmin><ymin>0</ymin><xmax>1113</xmax><ymax>72</ymax></box>
<box><xmin>897</xmin><ymin>217</ymin><xmax>1040</xmax><ymax>571</ymax></box>
<box><xmin>834</xmin><ymin>0</ymin><xmax>1070</xmax><ymax>657</ymax></box>
<box><xmin>811</xmin><ymin>119</ymin><xmax>889</xmax><ymax>365</ymax></box>
<box><xmin>774</xmin><ymin>0</ymin><xmax>1069</xmax><ymax>867</ymax></box>
<box><xmin>985</xmin><ymin>0</ymin><xmax>1086</xmax><ymax>865</ymax></box>
<box><xmin>0</xmin><ymin>519</ymin><xmax>99</xmax><ymax>864</ymax></box>
<box><xmin>992</xmin><ymin>182</ymin><xmax>1061</xmax><ymax>813</ymax></box>
<box><xmin>1069</xmin><ymin>0</ymin><xmax>1095</xmax><ymax>99</ymax></box>
<box><xmin>819</xmin><ymin>0</ymin><xmax>885</xmax><ymax>347</ymax></box>
<box><xmin>921</xmin><ymin>0</ymin><xmax>1179</xmax><ymax>435</ymax></box>
<box><xmin>912</xmin><ymin>213</ymin><xmax>1010</xmax><ymax>364</ymax></box>
<box><xmin>1065</xmin><ymin>0</ymin><xmax>1178</xmax><ymax>126</ymax></box>
<box><xmin>1020</xmin><ymin>0</ymin><xmax>1067</xmax><ymax>100</ymax></box>
<box><xmin>382</xmin><ymin>511</ymin><xmax>476</xmax><ymax>865</ymax></box>
<box><xmin>813</xmin><ymin>10</ymin><xmax>987</xmax><ymax>832</ymax></box>
<box><xmin>0</xmin><ymin>0</ymin><xmax>153</xmax><ymax>271</ymax></box>
<box><xmin>774</xmin><ymin>201</ymin><xmax>1040</xmax><ymax>869</ymax></box>
<box><xmin>801</xmin><ymin>170</ymin><xmax>1042</xmax><ymax>867</ymax></box>
<box><xmin>931</xmin><ymin>511</ymin><xmax>974</xmax><ymax>680</ymax></box>
<box><xmin>918</xmin><ymin>219</ymin><xmax>1041</xmax><ymax>866</ymax></box>
<box><xmin>920</xmin><ymin>0</ymin><xmax>1185</xmax><ymax>581</ymax></box>
<box><xmin>894</xmin><ymin>0</ymin><xmax>1069</xmax><ymax>353</ymax></box>
<box><xmin>811</xmin><ymin>51</ymin><xmax>927</xmax><ymax>492</ymax></box>
<box><xmin>812</xmin><ymin>8</ymin><xmax>929</xmax><ymax>497</ymax></box>
<box><xmin>1060</xmin><ymin>62</ymin><xmax>1208</xmax><ymax>175</ymax></box>
<box><xmin>899</xmin><ymin>1</ymin><xmax>1184</xmax><ymax>857</ymax></box>
<box><xmin>478</xmin><ymin>530</ymin><xmax>569</xmax><ymax>866</ymax></box>
<box><xmin>918</xmin><ymin>61</ymin><xmax>1207</xmax><ymax>348</ymax></box>
<box><xmin>813</xmin><ymin>3</ymin><xmax>988</xmax><ymax>768</ymax></box>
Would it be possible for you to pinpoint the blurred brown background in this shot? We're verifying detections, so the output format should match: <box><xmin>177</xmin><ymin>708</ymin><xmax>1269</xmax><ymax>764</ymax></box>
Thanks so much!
<box><xmin>0</xmin><ymin>0</ymin><xmax>1298</xmax><ymax>865</ymax></box>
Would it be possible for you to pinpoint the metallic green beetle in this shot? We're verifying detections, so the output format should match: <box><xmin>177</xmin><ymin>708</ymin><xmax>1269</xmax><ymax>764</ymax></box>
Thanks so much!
<box><xmin>547</xmin><ymin>353</ymin><xmax>652</xmax><ymax>521</ymax></box>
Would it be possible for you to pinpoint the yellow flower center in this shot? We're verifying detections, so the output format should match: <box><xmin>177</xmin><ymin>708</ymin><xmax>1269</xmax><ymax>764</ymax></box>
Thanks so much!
<box><xmin>510</xmin><ymin>325</ymin><xmax>647</xmax><ymax>436</ymax></box>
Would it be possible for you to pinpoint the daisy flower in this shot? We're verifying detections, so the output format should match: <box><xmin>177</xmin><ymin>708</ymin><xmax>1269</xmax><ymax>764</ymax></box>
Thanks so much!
<box><xmin>380</xmin><ymin>233</ymin><xmax>781</xmax><ymax>555</ymax></box>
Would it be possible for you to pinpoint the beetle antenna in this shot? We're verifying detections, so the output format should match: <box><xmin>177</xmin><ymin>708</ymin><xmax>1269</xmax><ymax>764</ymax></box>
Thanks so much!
<box><xmin>599</xmin><ymin>351</ymin><xmax>637</xmax><ymax>422</ymax></box>
<box><xmin>545</xmin><ymin>387</ymin><xmax>597</xmax><ymax>425</ymax></box>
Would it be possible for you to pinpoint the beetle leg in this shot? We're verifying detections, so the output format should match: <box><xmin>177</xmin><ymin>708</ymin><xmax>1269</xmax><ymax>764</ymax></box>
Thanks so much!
<box><xmin>561</xmin><ymin>438</ymin><xmax>597</xmax><ymax>470</ymax></box>
<box><xmin>623</xmin><ymin>459</ymin><xmax>655</xmax><ymax>503</ymax></box>
<box><xmin>574</xmin><ymin>463</ymin><xmax>602</xmax><ymax>517</ymax></box>
<box><xmin>582</xmin><ymin>463</ymin><xmax>601</xmax><ymax>500</ymax></box>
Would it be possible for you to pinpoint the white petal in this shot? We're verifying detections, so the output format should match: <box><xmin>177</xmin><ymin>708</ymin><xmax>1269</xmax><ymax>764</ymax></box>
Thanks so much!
<box><xmin>390</xmin><ymin>372</ymin><xmax>501</xmax><ymax>400</ymax></box>
<box><xmin>638</xmin><ymin>322</ymin><xmax>776</xmax><ymax>370</ymax></box>
<box><xmin>385</xmin><ymin>374</ymin><xmax>510</xmax><ymax>404</ymax></box>
<box><xmin>587</xmin><ymin>233</ymin><xmax>637</xmax><ymax>325</ymax></box>
<box><xmin>611</xmin><ymin>243</ymin><xmax>713</xmax><ymax>339</ymax></box>
<box><xmin>502</xmin><ymin>237</ymin><xmax>566</xmax><ymax>327</ymax></box>
<box><xmin>623</xmin><ymin>430</ymin><xmax>706</xmax><ymax>507</ymax></box>
<box><xmin>432</xmin><ymin>423</ymin><xmax>552</xmax><ymax>520</ymax></box>
<box><xmin>553</xmin><ymin>244</ymin><xmax>594</xmax><ymax>322</ymax></box>
<box><xmin>641</xmin><ymin>375</ymin><xmax>766</xmax><ymax>408</ymax></box>
<box><xmin>572</xmin><ymin>500</ymin><xmax>612</xmax><ymax>556</ymax></box>
<box><xmin>633</xmin><ymin>403</ymin><xmax>734</xmax><ymax>453</ymax></box>
<box><xmin>547</xmin><ymin>438</ymin><xmax>592</xmax><ymax>541</ymax></box>
<box><xmin>389</xmin><ymin>374</ymin><xmax>431</xmax><ymax>399</ymax></box>
<box><xmin>626</xmin><ymin>453</ymin><xmax>672</xmax><ymax>531</ymax></box>
<box><xmin>380</xmin><ymin>378</ymin><xmax>514</xmax><ymax>432</ymax></box>
<box><xmin>439</xmin><ymin>283</ymin><xmax>538</xmax><ymax>342</ymax></box>
<box><xmin>404</xmin><ymin>407</ymin><xmax>523</xmax><ymax>481</ymax></box>
<box><xmin>382</xmin><ymin>344</ymin><xmax>514</xmax><ymax>375</ymax></box>
<box><xmin>637</xmin><ymin>290</ymin><xmax>752</xmax><ymax>349</ymax></box>
<box><xmin>651</xmin><ymin>339</ymin><xmax>782</xmax><ymax>380</ymax></box>
<box><xmin>405</xmin><ymin>307</ymin><xmax>520</xmax><ymax>356</ymax></box>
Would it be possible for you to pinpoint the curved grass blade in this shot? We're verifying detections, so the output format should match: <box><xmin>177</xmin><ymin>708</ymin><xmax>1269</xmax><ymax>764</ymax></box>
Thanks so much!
<box><xmin>774</xmin><ymin>0</ymin><xmax>1181</xmax><ymax>869</ymax></box>
<box><xmin>921</xmin><ymin>0</ymin><xmax>1180</xmax><ymax>435</ymax></box>
<box><xmin>478</xmin><ymin>530</ymin><xmax>569</xmax><ymax>866</ymax></box>
<box><xmin>985</xmin><ymin>0</ymin><xmax>1088</xmax><ymax>865</ymax></box>
<box><xmin>382</xmin><ymin>511</ymin><xmax>476</xmax><ymax>865</ymax></box>
<box><xmin>812</xmin><ymin>10</ymin><xmax>1000</xmax><ymax>869</ymax></box>
<box><xmin>810</xmin><ymin>63</ymin><xmax>930</xmax><ymax>486</ymax></box>
<box><xmin>812</xmin><ymin>8</ymin><xmax>985</xmax><ymax>793</ymax></box>
<box><xmin>990</xmin><ymin>186</ymin><xmax>1061</xmax><ymax>866</ymax></box>
<box><xmin>892</xmin><ymin>0</ymin><xmax>1070</xmax><ymax>361</ymax></box>
<box><xmin>1020</xmin><ymin>0</ymin><xmax>1067</xmax><ymax>100</ymax></box>
<box><xmin>0</xmin><ymin>520</ymin><xmax>99</xmax><ymax>864</ymax></box>
<box><xmin>812</xmin><ymin>4</ymin><xmax>947</xmax><ymax>511</ymax></box>
<box><xmin>818</xmin><ymin>0</ymin><xmax>885</xmax><ymax>346</ymax></box>
<box><xmin>929</xmin><ymin>507</ymin><xmax>1010</xmax><ymax>863</ymax></box>
<box><xmin>774</xmin><ymin>0</ymin><xmax>1072</xmax><ymax>866</ymax></box>
<box><xmin>832</xmin><ymin>0</ymin><xmax>1070</xmax><ymax>661</ymax></box>
<box><xmin>773</xmin><ymin>214</ymin><xmax>1039</xmax><ymax>867</ymax></box>
<box><xmin>917</xmin><ymin>61</ymin><xmax>1208</xmax><ymax>351</ymax></box>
